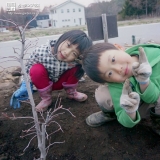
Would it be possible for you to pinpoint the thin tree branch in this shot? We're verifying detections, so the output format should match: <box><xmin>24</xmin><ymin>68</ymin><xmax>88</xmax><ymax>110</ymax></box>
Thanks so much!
<box><xmin>23</xmin><ymin>12</ymin><xmax>39</xmax><ymax>33</ymax></box>
<box><xmin>20</xmin><ymin>131</ymin><xmax>36</xmax><ymax>138</ymax></box>
<box><xmin>23</xmin><ymin>135</ymin><xmax>37</xmax><ymax>152</ymax></box>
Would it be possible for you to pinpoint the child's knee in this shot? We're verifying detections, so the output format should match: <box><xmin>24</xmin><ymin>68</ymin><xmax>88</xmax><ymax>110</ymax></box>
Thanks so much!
<box><xmin>30</xmin><ymin>64</ymin><xmax>48</xmax><ymax>78</ymax></box>
<box><xmin>95</xmin><ymin>85</ymin><xmax>114</xmax><ymax>111</ymax></box>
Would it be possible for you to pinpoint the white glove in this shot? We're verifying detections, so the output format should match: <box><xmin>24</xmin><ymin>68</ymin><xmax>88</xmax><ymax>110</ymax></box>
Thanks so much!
<box><xmin>120</xmin><ymin>79</ymin><xmax>140</xmax><ymax>113</ymax></box>
<box><xmin>132</xmin><ymin>47</ymin><xmax>152</xmax><ymax>84</ymax></box>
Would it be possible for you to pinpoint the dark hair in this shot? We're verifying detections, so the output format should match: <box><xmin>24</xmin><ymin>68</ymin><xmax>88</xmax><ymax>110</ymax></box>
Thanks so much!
<box><xmin>54</xmin><ymin>30</ymin><xmax>92</xmax><ymax>79</ymax></box>
<box><xmin>82</xmin><ymin>42</ymin><xmax>118</xmax><ymax>83</ymax></box>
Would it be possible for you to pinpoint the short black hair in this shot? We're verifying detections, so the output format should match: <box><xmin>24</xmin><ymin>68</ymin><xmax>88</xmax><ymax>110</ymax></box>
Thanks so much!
<box><xmin>54</xmin><ymin>30</ymin><xmax>92</xmax><ymax>55</ymax></box>
<box><xmin>82</xmin><ymin>42</ymin><xmax>118</xmax><ymax>83</ymax></box>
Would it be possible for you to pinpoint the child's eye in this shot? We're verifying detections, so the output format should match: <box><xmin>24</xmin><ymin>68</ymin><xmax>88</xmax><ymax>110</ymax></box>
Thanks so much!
<box><xmin>67</xmin><ymin>43</ymin><xmax>71</xmax><ymax>47</ymax></box>
<box><xmin>108</xmin><ymin>72</ymin><xmax>112</xmax><ymax>77</ymax></box>
<box><xmin>72</xmin><ymin>52</ymin><xmax>77</xmax><ymax>57</ymax></box>
<box><xmin>112</xmin><ymin>57</ymin><xmax>115</xmax><ymax>62</ymax></box>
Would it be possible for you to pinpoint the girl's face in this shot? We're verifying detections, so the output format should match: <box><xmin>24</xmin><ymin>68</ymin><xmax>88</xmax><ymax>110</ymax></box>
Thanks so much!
<box><xmin>98</xmin><ymin>49</ymin><xmax>138</xmax><ymax>83</ymax></box>
<box><xmin>57</xmin><ymin>40</ymin><xmax>80</xmax><ymax>62</ymax></box>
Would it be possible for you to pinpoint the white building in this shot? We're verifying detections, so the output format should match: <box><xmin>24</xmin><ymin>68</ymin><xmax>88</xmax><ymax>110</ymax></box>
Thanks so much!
<box><xmin>49</xmin><ymin>0</ymin><xmax>86</xmax><ymax>28</ymax></box>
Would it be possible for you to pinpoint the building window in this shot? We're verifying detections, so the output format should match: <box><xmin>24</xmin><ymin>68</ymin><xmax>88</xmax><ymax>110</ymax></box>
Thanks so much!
<box><xmin>61</xmin><ymin>9</ymin><xmax>63</xmax><ymax>13</ymax></box>
<box><xmin>73</xmin><ymin>9</ymin><xmax>75</xmax><ymax>12</ymax></box>
<box><xmin>67</xmin><ymin>9</ymin><xmax>69</xmax><ymax>13</ymax></box>
<box><xmin>79</xmin><ymin>8</ymin><xmax>81</xmax><ymax>12</ymax></box>
<box><xmin>68</xmin><ymin>19</ymin><xmax>70</xmax><ymax>21</ymax></box>
<box><xmin>74</xmin><ymin>19</ymin><xmax>76</xmax><ymax>23</ymax></box>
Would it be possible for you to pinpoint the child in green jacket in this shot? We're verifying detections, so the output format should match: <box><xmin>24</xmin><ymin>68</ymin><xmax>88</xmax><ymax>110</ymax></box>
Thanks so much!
<box><xmin>82</xmin><ymin>42</ymin><xmax>160</xmax><ymax>135</ymax></box>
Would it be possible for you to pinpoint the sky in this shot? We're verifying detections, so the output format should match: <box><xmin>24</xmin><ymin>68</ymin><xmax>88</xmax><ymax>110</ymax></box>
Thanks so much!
<box><xmin>0</xmin><ymin>0</ymin><xmax>105</xmax><ymax>10</ymax></box>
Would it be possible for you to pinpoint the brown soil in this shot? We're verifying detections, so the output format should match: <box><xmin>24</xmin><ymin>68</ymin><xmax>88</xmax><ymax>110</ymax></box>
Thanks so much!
<box><xmin>0</xmin><ymin>77</ymin><xmax>160</xmax><ymax>160</ymax></box>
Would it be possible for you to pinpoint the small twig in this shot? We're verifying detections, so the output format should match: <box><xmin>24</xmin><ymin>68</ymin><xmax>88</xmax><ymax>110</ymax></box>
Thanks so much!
<box><xmin>46</xmin><ymin>141</ymin><xmax>65</xmax><ymax>152</ymax></box>
<box><xmin>20</xmin><ymin>132</ymin><xmax>36</xmax><ymax>138</ymax></box>
<box><xmin>23</xmin><ymin>12</ymin><xmax>39</xmax><ymax>32</ymax></box>
<box><xmin>24</xmin><ymin>43</ymin><xmax>38</xmax><ymax>55</ymax></box>
<box><xmin>58</xmin><ymin>98</ymin><xmax>62</xmax><ymax>109</ymax></box>
<box><xmin>24</xmin><ymin>121</ymin><xmax>35</xmax><ymax>125</ymax></box>
<box><xmin>54</xmin><ymin>94</ymin><xmax>60</xmax><ymax>110</ymax></box>
<box><xmin>0</xmin><ymin>56</ymin><xmax>19</xmax><ymax>61</ymax></box>
<box><xmin>2</xmin><ymin>113</ymin><xmax>34</xmax><ymax>120</ymax></box>
<box><xmin>13</xmin><ymin>47</ymin><xmax>21</xmax><ymax>54</ymax></box>
<box><xmin>1</xmin><ymin>113</ymin><xmax>11</xmax><ymax>119</ymax></box>
<box><xmin>61</xmin><ymin>107</ymin><xmax>76</xmax><ymax>118</ymax></box>
<box><xmin>0</xmin><ymin>56</ymin><xmax>19</xmax><ymax>59</ymax></box>
<box><xmin>39</xmin><ymin>112</ymin><xmax>45</xmax><ymax>122</ymax></box>
<box><xmin>24</xmin><ymin>39</ymin><xmax>38</xmax><ymax>51</ymax></box>
<box><xmin>45</xmin><ymin>127</ymin><xmax>49</xmax><ymax>140</ymax></box>
<box><xmin>46</xmin><ymin>112</ymin><xmax>65</xmax><ymax>124</ymax></box>
<box><xmin>49</xmin><ymin>105</ymin><xmax>63</xmax><ymax>118</ymax></box>
<box><xmin>22</xmin><ymin>124</ymin><xmax>36</xmax><ymax>133</ymax></box>
<box><xmin>23</xmin><ymin>128</ymin><xmax>36</xmax><ymax>133</ymax></box>
<box><xmin>0</xmin><ymin>60</ymin><xmax>20</xmax><ymax>64</ymax></box>
<box><xmin>23</xmin><ymin>135</ymin><xmax>36</xmax><ymax>152</ymax></box>
<box><xmin>48</xmin><ymin>128</ymin><xmax>62</xmax><ymax>139</ymax></box>
<box><xmin>48</xmin><ymin>121</ymin><xmax>64</xmax><ymax>134</ymax></box>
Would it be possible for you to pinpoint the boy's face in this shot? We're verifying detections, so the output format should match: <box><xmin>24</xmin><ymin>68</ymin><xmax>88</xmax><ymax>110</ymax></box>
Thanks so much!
<box><xmin>98</xmin><ymin>49</ymin><xmax>137</xmax><ymax>83</ymax></box>
<box><xmin>57</xmin><ymin>40</ymin><xmax>80</xmax><ymax>62</ymax></box>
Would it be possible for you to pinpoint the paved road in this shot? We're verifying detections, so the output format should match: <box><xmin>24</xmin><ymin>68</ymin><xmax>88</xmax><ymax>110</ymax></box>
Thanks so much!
<box><xmin>0</xmin><ymin>23</ymin><xmax>160</xmax><ymax>68</ymax></box>
<box><xmin>109</xmin><ymin>22</ymin><xmax>160</xmax><ymax>45</ymax></box>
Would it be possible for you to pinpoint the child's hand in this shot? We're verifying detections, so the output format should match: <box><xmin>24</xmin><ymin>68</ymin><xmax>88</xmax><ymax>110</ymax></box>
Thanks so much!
<box><xmin>120</xmin><ymin>79</ymin><xmax>140</xmax><ymax>113</ymax></box>
<box><xmin>132</xmin><ymin>47</ymin><xmax>152</xmax><ymax>84</ymax></box>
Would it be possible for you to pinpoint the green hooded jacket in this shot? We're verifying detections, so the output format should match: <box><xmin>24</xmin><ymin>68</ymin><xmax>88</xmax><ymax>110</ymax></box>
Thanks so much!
<box><xmin>107</xmin><ymin>44</ymin><xmax>160</xmax><ymax>128</ymax></box>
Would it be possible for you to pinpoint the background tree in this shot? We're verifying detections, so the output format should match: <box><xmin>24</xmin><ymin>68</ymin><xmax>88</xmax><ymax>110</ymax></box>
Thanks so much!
<box><xmin>85</xmin><ymin>0</ymin><xmax>125</xmax><ymax>18</ymax></box>
<box><xmin>120</xmin><ymin>0</ymin><xmax>160</xmax><ymax>19</ymax></box>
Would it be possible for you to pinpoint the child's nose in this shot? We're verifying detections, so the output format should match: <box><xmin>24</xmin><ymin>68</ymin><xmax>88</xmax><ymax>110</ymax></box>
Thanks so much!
<box><xmin>64</xmin><ymin>51</ymin><xmax>69</xmax><ymax>56</ymax></box>
<box><xmin>114</xmin><ymin>66</ymin><xmax>123</xmax><ymax>74</ymax></box>
<box><xmin>119</xmin><ymin>66</ymin><xmax>123</xmax><ymax>75</ymax></box>
<box><xmin>64</xmin><ymin>49</ymin><xmax>71</xmax><ymax>56</ymax></box>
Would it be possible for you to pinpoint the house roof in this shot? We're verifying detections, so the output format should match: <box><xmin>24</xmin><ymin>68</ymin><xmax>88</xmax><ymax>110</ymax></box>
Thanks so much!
<box><xmin>53</xmin><ymin>0</ymin><xmax>85</xmax><ymax>9</ymax></box>
<box><xmin>42</xmin><ymin>5</ymin><xmax>54</xmax><ymax>13</ymax></box>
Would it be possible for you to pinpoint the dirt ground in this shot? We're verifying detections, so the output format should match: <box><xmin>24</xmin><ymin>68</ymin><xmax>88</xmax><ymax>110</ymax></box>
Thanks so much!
<box><xmin>0</xmin><ymin>77</ymin><xmax>160</xmax><ymax>160</ymax></box>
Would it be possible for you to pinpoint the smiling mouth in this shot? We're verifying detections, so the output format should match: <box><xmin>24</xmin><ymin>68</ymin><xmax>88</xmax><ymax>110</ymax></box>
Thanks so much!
<box><xmin>59</xmin><ymin>52</ymin><xmax>65</xmax><ymax>59</ymax></box>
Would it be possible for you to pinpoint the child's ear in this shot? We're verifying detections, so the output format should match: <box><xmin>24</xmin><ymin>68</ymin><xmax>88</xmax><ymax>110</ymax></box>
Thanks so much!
<box><xmin>114</xmin><ymin>44</ymin><xmax>125</xmax><ymax>51</ymax></box>
<box><xmin>75</xmin><ymin>58</ymin><xmax>82</xmax><ymax>64</ymax></box>
<box><xmin>79</xmin><ymin>55</ymin><xmax>83</xmax><ymax>60</ymax></box>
